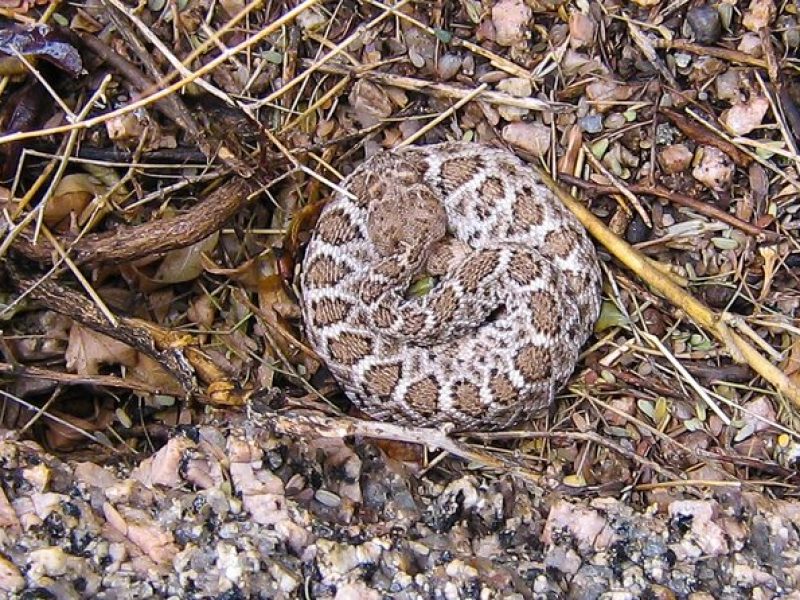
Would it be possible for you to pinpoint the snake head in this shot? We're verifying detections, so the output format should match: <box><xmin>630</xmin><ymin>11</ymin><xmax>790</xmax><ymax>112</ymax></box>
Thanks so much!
<box><xmin>366</xmin><ymin>183</ymin><xmax>447</xmax><ymax>270</ymax></box>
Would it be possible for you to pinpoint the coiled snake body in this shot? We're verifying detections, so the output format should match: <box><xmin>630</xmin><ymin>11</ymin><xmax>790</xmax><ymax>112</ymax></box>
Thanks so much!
<box><xmin>301</xmin><ymin>142</ymin><xmax>601</xmax><ymax>431</ymax></box>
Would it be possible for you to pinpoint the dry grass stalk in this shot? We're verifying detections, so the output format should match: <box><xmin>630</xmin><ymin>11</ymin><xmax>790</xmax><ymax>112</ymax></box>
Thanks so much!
<box><xmin>537</xmin><ymin>168</ymin><xmax>800</xmax><ymax>408</ymax></box>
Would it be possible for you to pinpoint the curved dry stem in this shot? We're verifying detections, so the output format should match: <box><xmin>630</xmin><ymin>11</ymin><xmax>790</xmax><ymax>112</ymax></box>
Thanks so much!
<box><xmin>535</xmin><ymin>167</ymin><xmax>800</xmax><ymax>407</ymax></box>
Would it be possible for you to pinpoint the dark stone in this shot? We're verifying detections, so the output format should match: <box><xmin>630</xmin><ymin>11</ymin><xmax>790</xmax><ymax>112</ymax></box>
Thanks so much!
<box><xmin>687</xmin><ymin>5</ymin><xmax>722</xmax><ymax>45</ymax></box>
<box><xmin>626</xmin><ymin>213</ymin><xmax>652</xmax><ymax>244</ymax></box>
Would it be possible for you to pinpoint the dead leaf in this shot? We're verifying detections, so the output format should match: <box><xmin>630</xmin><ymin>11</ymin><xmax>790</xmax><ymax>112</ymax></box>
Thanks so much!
<box><xmin>43</xmin><ymin>173</ymin><xmax>98</xmax><ymax>228</ymax></box>
<box><xmin>153</xmin><ymin>232</ymin><xmax>219</xmax><ymax>284</ymax></box>
<box><xmin>348</xmin><ymin>80</ymin><xmax>393</xmax><ymax>128</ymax></box>
<box><xmin>65</xmin><ymin>323</ymin><xmax>138</xmax><ymax>376</ymax></box>
<box><xmin>126</xmin><ymin>354</ymin><xmax>184</xmax><ymax>397</ymax></box>
<box><xmin>0</xmin><ymin>23</ymin><xmax>82</xmax><ymax>77</ymax></box>
<box><xmin>44</xmin><ymin>407</ymin><xmax>115</xmax><ymax>452</ymax></box>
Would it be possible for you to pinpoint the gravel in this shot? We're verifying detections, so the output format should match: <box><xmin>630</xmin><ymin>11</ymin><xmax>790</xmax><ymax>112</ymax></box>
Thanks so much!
<box><xmin>1</xmin><ymin>410</ymin><xmax>799</xmax><ymax>599</ymax></box>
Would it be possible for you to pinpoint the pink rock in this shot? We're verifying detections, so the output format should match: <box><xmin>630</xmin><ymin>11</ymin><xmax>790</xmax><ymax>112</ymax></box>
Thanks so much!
<box><xmin>668</xmin><ymin>500</ymin><xmax>729</xmax><ymax>556</ymax></box>
<box><xmin>569</xmin><ymin>12</ymin><xmax>596</xmax><ymax>49</ymax></box>
<box><xmin>0</xmin><ymin>488</ymin><xmax>19</xmax><ymax>530</ymax></box>
<box><xmin>74</xmin><ymin>462</ymin><xmax>121</xmax><ymax>489</ymax></box>
<box><xmin>131</xmin><ymin>437</ymin><xmax>196</xmax><ymax>489</ymax></box>
<box><xmin>103</xmin><ymin>503</ymin><xmax>178</xmax><ymax>566</ymax></box>
<box><xmin>492</xmin><ymin>0</ymin><xmax>532</xmax><ymax>46</ymax></box>
<box><xmin>543</xmin><ymin>500</ymin><xmax>618</xmax><ymax>551</ymax></box>
<box><xmin>692</xmin><ymin>146</ymin><xmax>734</xmax><ymax>191</ymax></box>
<box><xmin>0</xmin><ymin>556</ymin><xmax>24</xmax><ymax>594</ymax></box>
<box><xmin>721</xmin><ymin>96</ymin><xmax>770</xmax><ymax>136</ymax></box>
<box><xmin>658</xmin><ymin>144</ymin><xmax>694</xmax><ymax>174</ymax></box>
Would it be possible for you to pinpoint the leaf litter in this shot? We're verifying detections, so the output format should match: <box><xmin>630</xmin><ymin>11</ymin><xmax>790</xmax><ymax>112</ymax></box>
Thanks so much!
<box><xmin>0</xmin><ymin>0</ymin><xmax>800</xmax><ymax>597</ymax></box>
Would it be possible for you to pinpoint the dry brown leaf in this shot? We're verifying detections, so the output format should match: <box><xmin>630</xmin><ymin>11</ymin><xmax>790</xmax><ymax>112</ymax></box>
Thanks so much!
<box><xmin>42</xmin><ymin>173</ymin><xmax>98</xmax><ymax>228</ymax></box>
<box><xmin>348</xmin><ymin>80</ymin><xmax>393</xmax><ymax>128</ymax></box>
<box><xmin>127</xmin><ymin>354</ymin><xmax>185</xmax><ymax>396</ymax></box>
<box><xmin>153</xmin><ymin>231</ymin><xmax>219</xmax><ymax>284</ymax></box>
<box><xmin>44</xmin><ymin>408</ymin><xmax>114</xmax><ymax>452</ymax></box>
<box><xmin>201</xmin><ymin>253</ymin><xmax>266</xmax><ymax>289</ymax></box>
<box><xmin>502</xmin><ymin>121</ymin><xmax>551</xmax><ymax>157</ymax></box>
<box><xmin>65</xmin><ymin>323</ymin><xmax>138</xmax><ymax>376</ymax></box>
<box><xmin>783</xmin><ymin>338</ymin><xmax>800</xmax><ymax>386</ymax></box>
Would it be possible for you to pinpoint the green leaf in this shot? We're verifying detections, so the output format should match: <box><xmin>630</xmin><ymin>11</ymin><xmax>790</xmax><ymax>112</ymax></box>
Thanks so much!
<box><xmin>408</xmin><ymin>276</ymin><xmax>436</xmax><ymax>297</ymax></box>
<box><xmin>591</xmin><ymin>138</ymin><xmax>609</xmax><ymax>159</ymax></box>
<box><xmin>684</xmin><ymin>417</ymin><xmax>703</xmax><ymax>432</ymax></box>
<box><xmin>638</xmin><ymin>399</ymin><xmax>656</xmax><ymax>420</ymax></box>
<box><xmin>263</xmin><ymin>50</ymin><xmax>283</xmax><ymax>65</ymax></box>
<box><xmin>433</xmin><ymin>28</ymin><xmax>453</xmax><ymax>43</ymax></box>
<box><xmin>594</xmin><ymin>301</ymin><xmax>628</xmax><ymax>332</ymax></box>
<box><xmin>563</xmin><ymin>474</ymin><xmax>587</xmax><ymax>487</ymax></box>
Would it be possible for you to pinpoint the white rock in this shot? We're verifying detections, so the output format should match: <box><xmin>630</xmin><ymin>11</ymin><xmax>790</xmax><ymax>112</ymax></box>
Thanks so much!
<box><xmin>738</xmin><ymin>32</ymin><xmax>764</xmax><ymax>55</ymax></box>
<box><xmin>543</xmin><ymin>500</ymin><xmax>618</xmax><ymax>551</ymax></box>
<box><xmin>668</xmin><ymin>500</ymin><xmax>729</xmax><ymax>556</ymax></box>
<box><xmin>335</xmin><ymin>582</ymin><xmax>381</xmax><ymax>600</ymax></box>
<box><xmin>27</xmin><ymin>547</ymin><xmax>68</xmax><ymax>578</ymax></box>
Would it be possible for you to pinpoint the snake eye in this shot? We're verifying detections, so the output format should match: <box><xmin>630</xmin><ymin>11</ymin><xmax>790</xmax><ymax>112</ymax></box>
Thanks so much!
<box><xmin>485</xmin><ymin>305</ymin><xmax>506</xmax><ymax>324</ymax></box>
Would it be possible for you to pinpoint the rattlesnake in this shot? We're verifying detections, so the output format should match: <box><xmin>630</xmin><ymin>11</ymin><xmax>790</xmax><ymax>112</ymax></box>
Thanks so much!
<box><xmin>300</xmin><ymin>141</ymin><xmax>602</xmax><ymax>431</ymax></box>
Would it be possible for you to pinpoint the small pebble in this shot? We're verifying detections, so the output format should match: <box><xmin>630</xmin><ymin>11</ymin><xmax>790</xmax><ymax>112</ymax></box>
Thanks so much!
<box><xmin>721</xmin><ymin>96</ymin><xmax>770</xmax><ymax>136</ymax></box>
<box><xmin>626</xmin><ymin>213</ymin><xmax>652</xmax><ymax>244</ymax></box>
<box><xmin>604</xmin><ymin>113</ymin><xmax>626</xmax><ymax>130</ymax></box>
<box><xmin>501</xmin><ymin>121</ymin><xmax>551</xmax><ymax>157</ymax></box>
<box><xmin>714</xmin><ymin>70</ymin><xmax>741</xmax><ymax>103</ymax></box>
<box><xmin>738</xmin><ymin>32</ymin><xmax>764</xmax><ymax>56</ymax></box>
<box><xmin>692</xmin><ymin>146</ymin><xmax>734</xmax><ymax>191</ymax></box>
<box><xmin>578</xmin><ymin>114</ymin><xmax>603</xmax><ymax>133</ymax></box>
<box><xmin>686</xmin><ymin>5</ymin><xmax>722</xmax><ymax>45</ymax></box>
<box><xmin>779</xmin><ymin>15</ymin><xmax>800</xmax><ymax>48</ymax></box>
<box><xmin>437</xmin><ymin>53</ymin><xmax>462</xmax><ymax>80</ymax></box>
<box><xmin>569</xmin><ymin>11</ymin><xmax>596</xmax><ymax>49</ymax></box>
<box><xmin>658</xmin><ymin>143</ymin><xmax>693</xmax><ymax>174</ymax></box>
<box><xmin>702</xmin><ymin>284</ymin><xmax>736</xmax><ymax>309</ymax></box>
<box><xmin>315</xmin><ymin>489</ymin><xmax>342</xmax><ymax>508</ymax></box>
<box><xmin>742</xmin><ymin>0</ymin><xmax>776</xmax><ymax>32</ymax></box>
<box><xmin>496</xmin><ymin>77</ymin><xmax>532</xmax><ymax>98</ymax></box>
<box><xmin>491</xmin><ymin>0</ymin><xmax>532</xmax><ymax>46</ymax></box>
